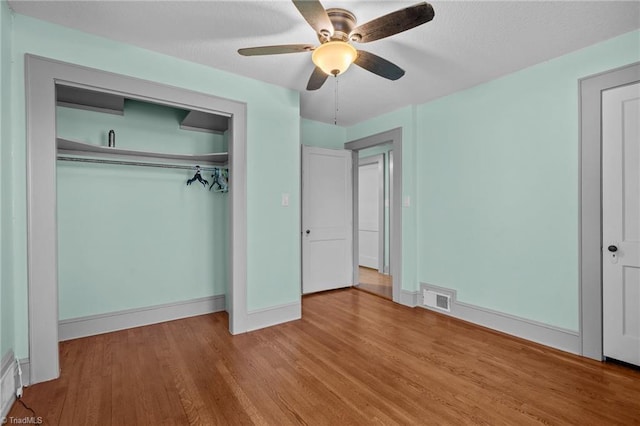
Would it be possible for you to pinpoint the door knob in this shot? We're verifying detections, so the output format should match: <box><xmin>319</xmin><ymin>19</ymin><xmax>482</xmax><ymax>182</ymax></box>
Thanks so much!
<box><xmin>305</xmin><ymin>229</ymin><xmax>311</xmax><ymax>235</ymax></box>
<box><xmin>608</xmin><ymin>245</ymin><xmax>618</xmax><ymax>252</ymax></box>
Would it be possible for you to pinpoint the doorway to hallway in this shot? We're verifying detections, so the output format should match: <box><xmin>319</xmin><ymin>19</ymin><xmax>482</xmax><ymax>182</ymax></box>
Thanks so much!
<box><xmin>345</xmin><ymin>128</ymin><xmax>402</xmax><ymax>303</ymax></box>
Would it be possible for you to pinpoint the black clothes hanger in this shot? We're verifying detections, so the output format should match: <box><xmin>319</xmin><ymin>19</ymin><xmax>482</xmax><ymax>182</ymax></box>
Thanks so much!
<box><xmin>187</xmin><ymin>166</ymin><xmax>209</xmax><ymax>188</ymax></box>
<box><xmin>209</xmin><ymin>168</ymin><xmax>229</xmax><ymax>192</ymax></box>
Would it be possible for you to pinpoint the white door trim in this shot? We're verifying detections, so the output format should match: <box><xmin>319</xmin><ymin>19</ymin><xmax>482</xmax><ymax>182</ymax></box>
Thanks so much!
<box><xmin>24</xmin><ymin>55</ymin><xmax>248</xmax><ymax>383</ymax></box>
<box><xmin>358</xmin><ymin>154</ymin><xmax>385</xmax><ymax>273</ymax></box>
<box><xmin>345</xmin><ymin>128</ymin><xmax>402</xmax><ymax>303</ymax></box>
<box><xmin>579</xmin><ymin>61</ymin><xmax>640</xmax><ymax>360</ymax></box>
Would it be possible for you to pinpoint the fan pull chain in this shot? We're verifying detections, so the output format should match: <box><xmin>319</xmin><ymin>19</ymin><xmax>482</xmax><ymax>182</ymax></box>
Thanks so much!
<box><xmin>334</xmin><ymin>76</ymin><xmax>339</xmax><ymax>126</ymax></box>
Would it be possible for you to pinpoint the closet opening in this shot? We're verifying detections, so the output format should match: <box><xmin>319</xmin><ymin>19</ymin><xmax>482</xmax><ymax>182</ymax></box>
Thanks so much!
<box><xmin>25</xmin><ymin>55</ymin><xmax>247</xmax><ymax>385</ymax></box>
<box><xmin>55</xmin><ymin>84</ymin><xmax>230</xmax><ymax>341</ymax></box>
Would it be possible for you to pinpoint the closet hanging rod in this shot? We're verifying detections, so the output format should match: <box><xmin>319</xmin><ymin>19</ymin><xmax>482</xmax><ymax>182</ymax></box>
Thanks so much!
<box><xmin>57</xmin><ymin>155</ymin><xmax>227</xmax><ymax>171</ymax></box>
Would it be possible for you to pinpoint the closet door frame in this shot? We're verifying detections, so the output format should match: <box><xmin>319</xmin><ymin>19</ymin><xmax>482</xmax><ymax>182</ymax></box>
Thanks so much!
<box><xmin>25</xmin><ymin>54</ymin><xmax>248</xmax><ymax>384</ymax></box>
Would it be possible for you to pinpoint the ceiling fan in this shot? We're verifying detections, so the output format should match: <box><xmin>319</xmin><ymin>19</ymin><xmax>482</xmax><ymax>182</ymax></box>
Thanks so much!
<box><xmin>238</xmin><ymin>0</ymin><xmax>435</xmax><ymax>90</ymax></box>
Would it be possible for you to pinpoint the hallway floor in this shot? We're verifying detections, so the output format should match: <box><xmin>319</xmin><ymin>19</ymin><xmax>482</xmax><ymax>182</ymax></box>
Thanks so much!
<box><xmin>355</xmin><ymin>266</ymin><xmax>392</xmax><ymax>299</ymax></box>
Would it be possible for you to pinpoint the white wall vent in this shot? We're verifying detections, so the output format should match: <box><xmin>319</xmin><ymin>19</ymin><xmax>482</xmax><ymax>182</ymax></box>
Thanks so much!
<box><xmin>423</xmin><ymin>290</ymin><xmax>451</xmax><ymax>312</ymax></box>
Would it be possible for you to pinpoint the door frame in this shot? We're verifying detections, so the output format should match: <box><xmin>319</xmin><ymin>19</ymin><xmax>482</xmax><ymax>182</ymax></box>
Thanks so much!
<box><xmin>358</xmin><ymin>154</ymin><xmax>385</xmax><ymax>273</ymax></box>
<box><xmin>579</xmin><ymin>61</ymin><xmax>640</xmax><ymax>360</ymax></box>
<box><xmin>346</xmin><ymin>128</ymin><xmax>402</xmax><ymax>303</ymax></box>
<box><xmin>25</xmin><ymin>55</ymin><xmax>248</xmax><ymax>383</ymax></box>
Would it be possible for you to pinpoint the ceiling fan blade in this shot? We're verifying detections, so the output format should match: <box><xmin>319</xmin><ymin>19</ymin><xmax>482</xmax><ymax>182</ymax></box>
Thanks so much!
<box><xmin>292</xmin><ymin>0</ymin><xmax>334</xmax><ymax>38</ymax></box>
<box><xmin>350</xmin><ymin>2</ymin><xmax>435</xmax><ymax>43</ymax></box>
<box><xmin>238</xmin><ymin>44</ymin><xmax>315</xmax><ymax>56</ymax></box>
<box><xmin>354</xmin><ymin>50</ymin><xmax>405</xmax><ymax>81</ymax></box>
<box><xmin>307</xmin><ymin>67</ymin><xmax>329</xmax><ymax>91</ymax></box>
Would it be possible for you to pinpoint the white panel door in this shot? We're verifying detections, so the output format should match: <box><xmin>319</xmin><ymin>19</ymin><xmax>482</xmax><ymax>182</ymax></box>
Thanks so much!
<box><xmin>359</xmin><ymin>163</ymin><xmax>379</xmax><ymax>269</ymax></box>
<box><xmin>603</xmin><ymin>81</ymin><xmax>640</xmax><ymax>366</ymax></box>
<box><xmin>302</xmin><ymin>146</ymin><xmax>353</xmax><ymax>294</ymax></box>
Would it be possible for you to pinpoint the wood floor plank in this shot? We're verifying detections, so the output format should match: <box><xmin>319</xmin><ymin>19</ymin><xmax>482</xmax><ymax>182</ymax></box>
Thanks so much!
<box><xmin>8</xmin><ymin>289</ymin><xmax>640</xmax><ymax>425</ymax></box>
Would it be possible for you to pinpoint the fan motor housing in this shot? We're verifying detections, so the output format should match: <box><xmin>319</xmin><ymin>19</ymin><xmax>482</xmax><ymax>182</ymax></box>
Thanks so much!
<box><xmin>321</xmin><ymin>8</ymin><xmax>357</xmax><ymax>42</ymax></box>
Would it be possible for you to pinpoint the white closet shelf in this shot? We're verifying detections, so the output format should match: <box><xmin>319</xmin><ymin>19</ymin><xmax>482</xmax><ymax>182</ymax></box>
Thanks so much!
<box><xmin>57</xmin><ymin>138</ymin><xmax>228</xmax><ymax>166</ymax></box>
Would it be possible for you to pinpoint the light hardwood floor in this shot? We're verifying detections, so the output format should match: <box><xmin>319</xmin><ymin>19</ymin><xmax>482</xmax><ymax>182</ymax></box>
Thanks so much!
<box><xmin>356</xmin><ymin>266</ymin><xmax>392</xmax><ymax>299</ymax></box>
<box><xmin>8</xmin><ymin>289</ymin><xmax>640</xmax><ymax>425</ymax></box>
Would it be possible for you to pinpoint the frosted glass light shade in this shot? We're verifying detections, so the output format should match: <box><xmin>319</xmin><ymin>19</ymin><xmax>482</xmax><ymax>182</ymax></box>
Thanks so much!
<box><xmin>312</xmin><ymin>41</ymin><xmax>357</xmax><ymax>76</ymax></box>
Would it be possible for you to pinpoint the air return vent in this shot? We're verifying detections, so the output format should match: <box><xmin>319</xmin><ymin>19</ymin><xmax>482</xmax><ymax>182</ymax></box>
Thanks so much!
<box><xmin>423</xmin><ymin>290</ymin><xmax>451</xmax><ymax>312</ymax></box>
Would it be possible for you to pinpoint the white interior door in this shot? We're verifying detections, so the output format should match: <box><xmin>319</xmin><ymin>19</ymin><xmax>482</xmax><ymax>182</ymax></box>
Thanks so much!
<box><xmin>302</xmin><ymin>146</ymin><xmax>353</xmax><ymax>294</ymax></box>
<box><xmin>603</xmin><ymin>81</ymin><xmax>640</xmax><ymax>366</ymax></box>
<box><xmin>358</xmin><ymin>162</ymin><xmax>380</xmax><ymax>269</ymax></box>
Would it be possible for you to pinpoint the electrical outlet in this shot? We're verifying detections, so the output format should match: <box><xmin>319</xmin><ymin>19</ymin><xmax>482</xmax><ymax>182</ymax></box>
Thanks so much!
<box><xmin>15</xmin><ymin>359</ymin><xmax>23</xmax><ymax>399</ymax></box>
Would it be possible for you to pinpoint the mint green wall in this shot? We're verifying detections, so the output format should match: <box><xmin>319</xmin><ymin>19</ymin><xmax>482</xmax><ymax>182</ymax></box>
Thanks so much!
<box><xmin>301</xmin><ymin>118</ymin><xmax>346</xmax><ymax>149</ymax></box>
<box><xmin>417</xmin><ymin>30</ymin><xmax>640</xmax><ymax>331</ymax></box>
<box><xmin>57</xmin><ymin>164</ymin><xmax>228</xmax><ymax>319</ymax></box>
<box><xmin>0</xmin><ymin>0</ymin><xmax>14</xmax><ymax>360</ymax></box>
<box><xmin>56</xmin><ymin>102</ymin><xmax>228</xmax><ymax>320</ymax></box>
<box><xmin>347</xmin><ymin>106</ymin><xmax>418</xmax><ymax>292</ymax></box>
<box><xmin>8</xmin><ymin>14</ymin><xmax>301</xmax><ymax>358</ymax></box>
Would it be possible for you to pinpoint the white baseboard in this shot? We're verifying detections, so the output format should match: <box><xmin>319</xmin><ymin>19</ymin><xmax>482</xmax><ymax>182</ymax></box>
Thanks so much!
<box><xmin>59</xmin><ymin>294</ymin><xmax>226</xmax><ymax>341</ymax></box>
<box><xmin>419</xmin><ymin>283</ymin><xmax>581</xmax><ymax>355</ymax></box>
<box><xmin>359</xmin><ymin>257</ymin><xmax>378</xmax><ymax>269</ymax></box>
<box><xmin>1</xmin><ymin>351</ymin><xmax>16</xmax><ymax>420</ymax></box>
<box><xmin>399</xmin><ymin>290</ymin><xmax>419</xmax><ymax>307</ymax></box>
<box><xmin>246</xmin><ymin>301</ymin><xmax>301</xmax><ymax>332</ymax></box>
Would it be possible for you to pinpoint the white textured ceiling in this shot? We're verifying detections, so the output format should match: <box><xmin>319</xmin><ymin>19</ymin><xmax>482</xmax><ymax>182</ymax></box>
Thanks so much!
<box><xmin>8</xmin><ymin>0</ymin><xmax>640</xmax><ymax>126</ymax></box>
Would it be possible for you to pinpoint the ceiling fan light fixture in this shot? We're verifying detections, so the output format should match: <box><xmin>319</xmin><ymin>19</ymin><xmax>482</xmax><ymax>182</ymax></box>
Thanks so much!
<box><xmin>312</xmin><ymin>41</ymin><xmax>357</xmax><ymax>76</ymax></box>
